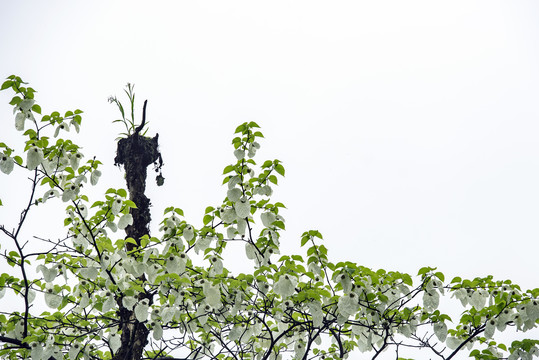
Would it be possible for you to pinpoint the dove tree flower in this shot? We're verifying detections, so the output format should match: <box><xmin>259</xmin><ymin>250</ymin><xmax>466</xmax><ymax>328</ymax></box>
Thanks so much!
<box><xmin>0</xmin><ymin>77</ymin><xmax>537</xmax><ymax>360</ymax></box>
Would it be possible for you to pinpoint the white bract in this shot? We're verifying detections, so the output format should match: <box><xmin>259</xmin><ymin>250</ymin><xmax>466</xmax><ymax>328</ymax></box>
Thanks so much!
<box><xmin>203</xmin><ymin>282</ymin><xmax>222</xmax><ymax>308</ymax></box>
<box><xmin>111</xmin><ymin>198</ymin><xmax>123</xmax><ymax>215</ymax></box>
<box><xmin>274</xmin><ymin>274</ymin><xmax>296</xmax><ymax>298</ymax></box>
<box><xmin>90</xmin><ymin>169</ymin><xmax>101</xmax><ymax>185</ymax></box>
<box><xmin>337</xmin><ymin>293</ymin><xmax>359</xmax><ymax>318</ymax></box>
<box><xmin>261</xmin><ymin>212</ymin><xmax>276</xmax><ymax>228</ymax></box>
<box><xmin>44</xmin><ymin>287</ymin><xmax>61</xmax><ymax>309</ymax></box>
<box><xmin>135</xmin><ymin>299</ymin><xmax>149</xmax><ymax>322</ymax></box>
<box><xmin>183</xmin><ymin>225</ymin><xmax>194</xmax><ymax>241</ymax></box>
<box><xmin>433</xmin><ymin>322</ymin><xmax>447</xmax><ymax>342</ymax></box>
<box><xmin>0</xmin><ymin>155</ymin><xmax>14</xmax><ymax>174</ymax></box>
<box><xmin>108</xmin><ymin>332</ymin><xmax>121</xmax><ymax>352</ymax></box>
<box><xmin>118</xmin><ymin>213</ymin><xmax>133</xmax><ymax>230</ymax></box>
<box><xmin>62</xmin><ymin>184</ymin><xmax>79</xmax><ymax>202</ymax></box>
<box><xmin>26</xmin><ymin>146</ymin><xmax>43</xmax><ymax>170</ymax></box>
<box><xmin>227</xmin><ymin>188</ymin><xmax>242</xmax><ymax>202</ymax></box>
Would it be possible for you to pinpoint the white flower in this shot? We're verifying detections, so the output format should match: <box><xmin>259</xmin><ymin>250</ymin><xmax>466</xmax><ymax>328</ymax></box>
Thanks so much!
<box><xmin>166</xmin><ymin>255</ymin><xmax>182</xmax><ymax>273</ymax></box>
<box><xmin>337</xmin><ymin>273</ymin><xmax>352</xmax><ymax>293</ymax></box>
<box><xmin>234</xmin><ymin>197</ymin><xmax>250</xmax><ymax>218</ymax></box>
<box><xmin>118</xmin><ymin>213</ymin><xmax>133</xmax><ymax>230</ymax></box>
<box><xmin>70</xmin><ymin>118</ymin><xmax>80</xmax><ymax>133</ymax></box>
<box><xmin>245</xmin><ymin>243</ymin><xmax>256</xmax><ymax>260</ymax></box>
<box><xmin>78</xmin><ymin>204</ymin><xmax>88</xmax><ymax>218</ymax></box>
<box><xmin>484</xmin><ymin>318</ymin><xmax>496</xmax><ymax>338</ymax></box>
<box><xmin>69</xmin><ymin>152</ymin><xmax>82</xmax><ymax>169</ymax></box>
<box><xmin>135</xmin><ymin>299</ymin><xmax>149</xmax><ymax>322</ymax></box>
<box><xmin>102</xmin><ymin>293</ymin><xmax>116</xmax><ymax>312</ymax></box>
<box><xmin>248</xmin><ymin>142</ymin><xmax>260</xmax><ymax>158</ymax></box>
<box><xmin>15</xmin><ymin>112</ymin><xmax>26</xmax><ymax>131</ymax></box>
<box><xmin>44</xmin><ymin>287</ymin><xmax>61</xmax><ymax>309</ymax></box>
<box><xmin>209</xmin><ymin>256</ymin><xmax>223</xmax><ymax>275</ymax></box>
<box><xmin>62</xmin><ymin>184</ymin><xmax>79</xmax><ymax>202</ymax></box>
<box><xmin>42</xmin><ymin>189</ymin><xmax>59</xmax><ymax>203</ymax></box>
<box><xmin>470</xmin><ymin>289</ymin><xmax>487</xmax><ymax>310</ymax></box>
<box><xmin>194</xmin><ymin>236</ymin><xmax>211</xmax><ymax>254</ymax></box>
<box><xmin>26</xmin><ymin>146</ymin><xmax>43</xmax><ymax>170</ymax></box>
<box><xmin>146</xmin><ymin>263</ymin><xmax>161</xmax><ymax>283</ymax></box>
<box><xmin>433</xmin><ymin>322</ymin><xmax>447</xmax><ymax>342</ymax></box>
<box><xmin>237</xmin><ymin>218</ymin><xmax>247</xmax><ymax>235</ymax></box>
<box><xmin>37</xmin><ymin>265</ymin><xmax>58</xmax><ymax>283</ymax></box>
<box><xmin>294</xmin><ymin>340</ymin><xmax>306</xmax><ymax>360</ymax></box>
<box><xmin>183</xmin><ymin>224</ymin><xmax>194</xmax><ymax>241</ymax></box>
<box><xmin>19</xmin><ymin>99</ymin><xmax>35</xmax><ymax>111</ymax></box>
<box><xmin>69</xmin><ymin>342</ymin><xmax>82</xmax><ymax>360</ymax></box>
<box><xmin>234</xmin><ymin>148</ymin><xmax>245</xmax><ymax>160</ymax></box>
<box><xmin>111</xmin><ymin>198</ymin><xmax>123</xmax><ymax>215</ymax></box>
<box><xmin>337</xmin><ymin>293</ymin><xmax>359</xmax><ymax>318</ymax></box>
<box><xmin>31</xmin><ymin>342</ymin><xmax>43</xmax><ymax>360</ymax></box>
<box><xmin>152</xmin><ymin>322</ymin><xmax>163</xmax><ymax>340</ymax></box>
<box><xmin>274</xmin><ymin>274</ymin><xmax>296</xmax><ymax>298</ymax></box>
<box><xmin>307</xmin><ymin>301</ymin><xmax>323</xmax><ymax>327</ymax></box>
<box><xmin>423</xmin><ymin>291</ymin><xmax>440</xmax><ymax>312</ymax></box>
<box><xmin>90</xmin><ymin>169</ymin><xmax>101</xmax><ymax>185</ymax></box>
<box><xmin>257</xmin><ymin>281</ymin><xmax>270</xmax><ymax>294</ymax></box>
<box><xmin>446</xmin><ymin>336</ymin><xmax>461</xmax><ymax>350</ymax></box>
<box><xmin>203</xmin><ymin>282</ymin><xmax>222</xmax><ymax>308</ymax></box>
<box><xmin>227</xmin><ymin>188</ymin><xmax>242</xmax><ymax>202</ymax></box>
<box><xmin>226</xmin><ymin>226</ymin><xmax>237</xmax><ymax>239</ymax></box>
<box><xmin>221</xmin><ymin>208</ymin><xmax>237</xmax><ymax>223</ymax></box>
<box><xmin>109</xmin><ymin>332</ymin><xmax>121</xmax><ymax>352</ymax></box>
<box><xmin>227</xmin><ymin>175</ymin><xmax>241</xmax><ymax>189</ymax></box>
<box><xmin>0</xmin><ymin>155</ymin><xmax>14</xmax><ymax>174</ymax></box>
<box><xmin>525</xmin><ymin>300</ymin><xmax>539</xmax><ymax>323</ymax></box>
<box><xmin>261</xmin><ymin>212</ymin><xmax>276</xmax><ymax>228</ymax></box>
<box><xmin>54</xmin><ymin>122</ymin><xmax>70</xmax><ymax>137</ymax></box>
<box><xmin>122</xmin><ymin>296</ymin><xmax>137</xmax><ymax>310</ymax></box>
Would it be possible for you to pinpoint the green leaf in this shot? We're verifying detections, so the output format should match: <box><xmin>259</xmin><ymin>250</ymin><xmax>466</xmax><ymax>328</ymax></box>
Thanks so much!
<box><xmin>31</xmin><ymin>104</ymin><xmax>41</xmax><ymax>114</ymax></box>
<box><xmin>124</xmin><ymin>200</ymin><xmax>137</xmax><ymax>208</ymax></box>
<box><xmin>0</xmin><ymin>80</ymin><xmax>13</xmax><ymax>90</ymax></box>
<box><xmin>275</xmin><ymin>164</ymin><xmax>285</xmax><ymax>176</ymax></box>
<box><xmin>434</xmin><ymin>271</ymin><xmax>445</xmax><ymax>282</ymax></box>
<box><xmin>223</xmin><ymin>165</ymin><xmax>235</xmax><ymax>174</ymax></box>
<box><xmin>9</xmin><ymin>96</ymin><xmax>22</xmax><ymax>106</ymax></box>
<box><xmin>14</xmin><ymin>156</ymin><xmax>23</xmax><ymax>165</ymax></box>
<box><xmin>203</xmin><ymin>215</ymin><xmax>213</xmax><ymax>225</ymax></box>
<box><xmin>234</xmin><ymin>124</ymin><xmax>246</xmax><ymax>134</ymax></box>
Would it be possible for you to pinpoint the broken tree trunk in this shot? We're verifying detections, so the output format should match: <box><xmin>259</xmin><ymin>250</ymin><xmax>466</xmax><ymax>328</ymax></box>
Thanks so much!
<box><xmin>112</xmin><ymin>100</ymin><xmax>162</xmax><ymax>360</ymax></box>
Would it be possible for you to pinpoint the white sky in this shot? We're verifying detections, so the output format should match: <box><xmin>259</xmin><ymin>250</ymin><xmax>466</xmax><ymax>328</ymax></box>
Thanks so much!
<box><xmin>1</xmin><ymin>2</ymin><xmax>539</xmax><ymax>351</ymax></box>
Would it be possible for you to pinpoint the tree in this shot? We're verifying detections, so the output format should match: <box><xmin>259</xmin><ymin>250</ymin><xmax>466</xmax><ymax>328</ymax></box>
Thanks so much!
<box><xmin>0</xmin><ymin>75</ymin><xmax>537</xmax><ymax>360</ymax></box>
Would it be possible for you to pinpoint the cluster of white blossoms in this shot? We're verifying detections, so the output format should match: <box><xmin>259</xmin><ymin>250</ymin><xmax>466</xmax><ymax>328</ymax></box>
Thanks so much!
<box><xmin>2</xmin><ymin>79</ymin><xmax>538</xmax><ymax>360</ymax></box>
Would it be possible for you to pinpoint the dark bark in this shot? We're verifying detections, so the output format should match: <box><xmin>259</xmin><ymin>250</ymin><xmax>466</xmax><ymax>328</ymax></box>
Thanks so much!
<box><xmin>112</xmin><ymin>102</ymin><xmax>162</xmax><ymax>360</ymax></box>
<box><xmin>114</xmin><ymin>132</ymin><xmax>160</xmax><ymax>250</ymax></box>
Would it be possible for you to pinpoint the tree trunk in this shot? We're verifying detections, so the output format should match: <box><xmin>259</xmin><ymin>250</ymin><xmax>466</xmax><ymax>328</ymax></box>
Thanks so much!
<box><xmin>112</xmin><ymin>129</ymin><xmax>162</xmax><ymax>360</ymax></box>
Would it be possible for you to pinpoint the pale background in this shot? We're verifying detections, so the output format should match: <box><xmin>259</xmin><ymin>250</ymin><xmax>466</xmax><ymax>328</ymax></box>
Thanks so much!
<box><xmin>0</xmin><ymin>1</ymin><xmax>538</xmax><ymax>358</ymax></box>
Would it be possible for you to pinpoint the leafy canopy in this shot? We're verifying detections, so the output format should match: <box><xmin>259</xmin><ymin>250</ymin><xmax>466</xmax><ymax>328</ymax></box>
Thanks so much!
<box><xmin>0</xmin><ymin>75</ymin><xmax>538</xmax><ymax>360</ymax></box>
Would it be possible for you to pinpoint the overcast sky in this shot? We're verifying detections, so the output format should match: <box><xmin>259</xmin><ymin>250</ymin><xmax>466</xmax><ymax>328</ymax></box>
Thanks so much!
<box><xmin>1</xmin><ymin>0</ymin><xmax>538</xmax><ymax>303</ymax></box>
